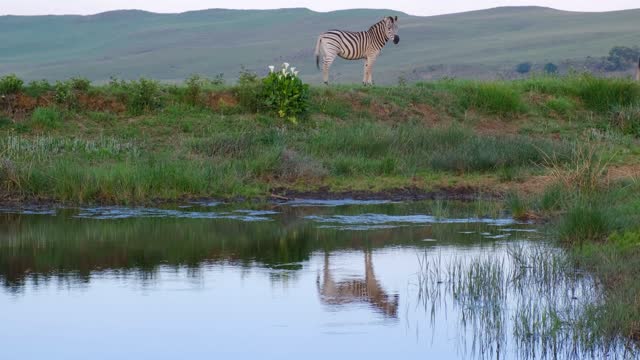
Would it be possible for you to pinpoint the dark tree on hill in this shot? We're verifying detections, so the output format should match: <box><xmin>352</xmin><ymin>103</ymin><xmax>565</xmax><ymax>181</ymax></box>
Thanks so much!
<box><xmin>516</xmin><ymin>62</ymin><xmax>532</xmax><ymax>74</ymax></box>
<box><xmin>543</xmin><ymin>63</ymin><xmax>558</xmax><ymax>74</ymax></box>
<box><xmin>604</xmin><ymin>46</ymin><xmax>640</xmax><ymax>71</ymax></box>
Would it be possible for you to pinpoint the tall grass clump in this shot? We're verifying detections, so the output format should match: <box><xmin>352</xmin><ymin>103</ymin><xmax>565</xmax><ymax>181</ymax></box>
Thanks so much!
<box><xmin>558</xmin><ymin>202</ymin><xmax>610</xmax><ymax>244</ymax></box>
<box><xmin>540</xmin><ymin>140</ymin><xmax>610</xmax><ymax>195</ymax></box>
<box><xmin>453</xmin><ymin>81</ymin><xmax>525</xmax><ymax>116</ymax></box>
<box><xmin>610</xmin><ymin>104</ymin><xmax>640</xmax><ymax>136</ymax></box>
<box><xmin>29</xmin><ymin>107</ymin><xmax>64</xmax><ymax>129</ymax></box>
<box><xmin>576</xmin><ymin>75</ymin><xmax>640</xmax><ymax>113</ymax></box>
<box><xmin>0</xmin><ymin>74</ymin><xmax>23</xmax><ymax>95</ymax></box>
<box><xmin>506</xmin><ymin>192</ymin><xmax>530</xmax><ymax>220</ymax></box>
<box><xmin>277</xmin><ymin>148</ymin><xmax>327</xmax><ymax>181</ymax></box>
<box><xmin>543</xmin><ymin>96</ymin><xmax>576</xmax><ymax>117</ymax></box>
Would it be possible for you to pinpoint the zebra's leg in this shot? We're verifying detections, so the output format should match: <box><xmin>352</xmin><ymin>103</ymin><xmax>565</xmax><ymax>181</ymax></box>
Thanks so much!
<box><xmin>323</xmin><ymin>54</ymin><xmax>336</xmax><ymax>85</ymax></box>
<box><xmin>363</xmin><ymin>60</ymin><xmax>369</xmax><ymax>85</ymax></box>
<box><xmin>366</xmin><ymin>55</ymin><xmax>378</xmax><ymax>85</ymax></box>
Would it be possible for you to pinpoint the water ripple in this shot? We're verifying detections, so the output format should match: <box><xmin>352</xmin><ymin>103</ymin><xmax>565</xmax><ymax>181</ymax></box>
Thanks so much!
<box><xmin>74</xmin><ymin>207</ymin><xmax>274</xmax><ymax>221</ymax></box>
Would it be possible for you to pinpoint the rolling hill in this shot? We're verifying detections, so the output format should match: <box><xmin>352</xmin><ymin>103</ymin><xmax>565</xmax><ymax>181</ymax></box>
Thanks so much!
<box><xmin>1</xmin><ymin>6</ymin><xmax>639</xmax><ymax>84</ymax></box>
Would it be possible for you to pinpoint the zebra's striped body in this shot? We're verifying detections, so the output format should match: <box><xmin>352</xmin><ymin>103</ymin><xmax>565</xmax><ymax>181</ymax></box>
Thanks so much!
<box><xmin>315</xmin><ymin>16</ymin><xmax>400</xmax><ymax>85</ymax></box>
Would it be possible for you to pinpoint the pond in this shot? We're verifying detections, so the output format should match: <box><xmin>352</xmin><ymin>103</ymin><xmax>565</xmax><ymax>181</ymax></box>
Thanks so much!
<box><xmin>0</xmin><ymin>200</ymin><xmax>636</xmax><ymax>359</ymax></box>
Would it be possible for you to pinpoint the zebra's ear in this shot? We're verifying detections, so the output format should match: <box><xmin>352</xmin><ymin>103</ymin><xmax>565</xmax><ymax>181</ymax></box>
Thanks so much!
<box><xmin>395</xmin><ymin>16</ymin><xmax>398</xmax><ymax>22</ymax></box>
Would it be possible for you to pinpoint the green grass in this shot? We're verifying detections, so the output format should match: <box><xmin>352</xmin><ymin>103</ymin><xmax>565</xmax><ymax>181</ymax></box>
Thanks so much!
<box><xmin>29</xmin><ymin>107</ymin><xmax>64</xmax><ymax>129</ymax></box>
<box><xmin>452</xmin><ymin>81</ymin><xmax>526</xmax><ymax>116</ymax></box>
<box><xmin>0</xmin><ymin>74</ymin><xmax>639</xmax><ymax>203</ymax></box>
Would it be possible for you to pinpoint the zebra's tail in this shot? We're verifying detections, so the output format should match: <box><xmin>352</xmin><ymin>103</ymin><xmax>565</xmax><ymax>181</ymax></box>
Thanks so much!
<box><xmin>315</xmin><ymin>36</ymin><xmax>322</xmax><ymax>70</ymax></box>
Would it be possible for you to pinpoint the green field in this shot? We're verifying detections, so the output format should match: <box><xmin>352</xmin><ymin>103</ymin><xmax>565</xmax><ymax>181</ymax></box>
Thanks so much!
<box><xmin>1</xmin><ymin>6</ymin><xmax>639</xmax><ymax>83</ymax></box>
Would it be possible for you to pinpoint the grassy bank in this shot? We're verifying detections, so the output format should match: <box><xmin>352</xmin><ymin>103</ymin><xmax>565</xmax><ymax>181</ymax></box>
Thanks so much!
<box><xmin>1</xmin><ymin>73</ymin><xmax>638</xmax><ymax>204</ymax></box>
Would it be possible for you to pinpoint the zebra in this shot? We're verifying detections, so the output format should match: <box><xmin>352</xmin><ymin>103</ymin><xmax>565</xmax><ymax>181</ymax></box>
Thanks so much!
<box><xmin>314</xmin><ymin>16</ymin><xmax>400</xmax><ymax>85</ymax></box>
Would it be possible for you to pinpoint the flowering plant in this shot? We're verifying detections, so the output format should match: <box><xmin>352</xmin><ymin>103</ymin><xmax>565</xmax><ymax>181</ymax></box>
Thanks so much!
<box><xmin>260</xmin><ymin>63</ymin><xmax>309</xmax><ymax>123</ymax></box>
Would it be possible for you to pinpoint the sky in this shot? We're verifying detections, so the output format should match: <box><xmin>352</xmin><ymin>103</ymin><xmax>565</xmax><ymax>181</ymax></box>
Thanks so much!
<box><xmin>1</xmin><ymin>1</ymin><xmax>638</xmax><ymax>16</ymax></box>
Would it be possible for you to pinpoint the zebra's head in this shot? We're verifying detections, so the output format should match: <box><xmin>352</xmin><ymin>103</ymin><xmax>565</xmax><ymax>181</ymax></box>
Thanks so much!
<box><xmin>384</xmin><ymin>16</ymin><xmax>400</xmax><ymax>45</ymax></box>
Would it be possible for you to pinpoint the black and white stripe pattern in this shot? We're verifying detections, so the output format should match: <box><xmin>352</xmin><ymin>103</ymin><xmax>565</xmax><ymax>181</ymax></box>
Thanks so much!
<box><xmin>315</xmin><ymin>16</ymin><xmax>400</xmax><ymax>85</ymax></box>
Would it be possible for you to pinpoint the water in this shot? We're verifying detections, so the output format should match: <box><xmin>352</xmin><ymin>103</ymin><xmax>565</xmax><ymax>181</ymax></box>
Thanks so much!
<box><xmin>0</xmin><ymin>200</ymin><xmax>635</xmax><ymax>359</ymax></box>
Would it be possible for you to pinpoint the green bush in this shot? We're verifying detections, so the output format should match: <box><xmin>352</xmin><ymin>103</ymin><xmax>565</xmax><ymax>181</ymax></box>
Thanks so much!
<box><xmin>54</xmin><ymin>81</ymin><xmax>77</xmax><ymax>109</ymax></box>
<box><xmin>127</xmin><ymin>78</ymin><xmax>162</xmax><ymax>115</ymax></box>
<box><xmin>543</xmin><ymin>63</ymin><xmax>558</xmax><ymax>74</ymax></box>
<box><xmin>0</xmin><ymin>74</ymin><xmax>24</xmax><ymax>95</ymax></box>
<box><xmin>234</xmin><ymin>67</ymin><xmax>261</xmax><ymax>112</ymax></box>
<box><xmin>184</xmin><ymin>74</ymin><xmax>204</xmax><ymax>106</ymax></box>
<box><xmin>24</xmin><ymin>80</ymin><xmax>53</xmax><ymax>97</ymax></box>
<box><xmin>69</xmin><ymin>77</ymin><xmax>91</xmax><ymax>92</ymax></box>
<box><xmin>30</xmin><ymin>107</ymin><xmax>64</xmax><ymax>128</ymax></box>
<box><xmin>516</xmin><ymin>62</ymin><xmax>532</xmax><ymax>74</ymax></box>
<box><xmin>210</xmin><ymin>73</ymin><xmax>225</xmax><ymax>86</ymax></box>
<box><xmin>260</xmin><ymin>63</ymin><xmax>310</xmax><ymax>123</ymax></box>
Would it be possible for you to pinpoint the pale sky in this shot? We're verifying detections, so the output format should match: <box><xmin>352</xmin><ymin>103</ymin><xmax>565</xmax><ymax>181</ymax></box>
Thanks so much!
<box><xmin>1</xmin><ymin>1</ymin><xmax>638</xmax><ymax>16</ymax></box>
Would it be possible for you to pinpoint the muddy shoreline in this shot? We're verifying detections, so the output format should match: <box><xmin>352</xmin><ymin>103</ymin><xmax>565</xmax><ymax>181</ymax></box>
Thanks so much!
<box><xmin>0</xmin><ymin>186</ymin><xmax>503</xmax><ymax>210</ymax></box>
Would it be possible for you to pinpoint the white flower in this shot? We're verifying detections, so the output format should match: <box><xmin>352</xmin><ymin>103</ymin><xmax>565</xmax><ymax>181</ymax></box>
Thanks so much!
<box><xmin>283</xmin><ymin>62</ymin><xmax>290</xmax><ymax>69</ymax></box>
<box><xmin>290</xmin><ymin>67</ymin><xmax>296</xmax><ymax>73</ymax></box>
<box><xmin>268</xmin><ymin>65</ymin><xmax>275</xmax><ymax>73</ymax></box>
<box><xmin>293</xmin><ymin>71</ymin><xmax>299</xmax><ymax>76</ymax></box>
<box><xmin>282</xmin><ymin>68</ymin><xmax>287</xmax><ymax>75</ymax></box>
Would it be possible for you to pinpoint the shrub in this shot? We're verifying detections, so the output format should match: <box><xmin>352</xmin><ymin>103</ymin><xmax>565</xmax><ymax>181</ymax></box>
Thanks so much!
<box><xmin>30</xmin><ymin>107</ymin><xmax>64</xmax><ymax>128</ymax></box>
<box><xmin>260</xmin><ymin>63</ymin><xmax>310</xmax><ymax>123</ymax></box>
<box><xmin>0</xmin><ymin>74</ymin><xmax>24</xmax><ymax>95</ymax></box>
<box><xmin>54</xmin><ymin>81</ymin><xmax>77</xmax><ymax>109</ymax></box>
<box><xmin>69</xmin><ymin>77</ymin><xmax>91</xmax><ymax>92</ymax></box>
<box><xmin>185</xmin><ymin>74</ymin><xmax>204</xmax><ymax>106</ymax></box>
<box><xmin>24</xmin><ymin>80</ymin><xmax>53</xmax><ymax>97</ymax></box>
<box><xmin>604</xmin><ymin>46</ymin><xmax>640</xmax><ymax>71</ymax></box>
<box><xmin>543</xmin><ymin>63</ymin><xmax>558</xmax><ymax>74</ymax></box>
<box><xmin>127</xmin><ymin>78</ymin><xmax>162</xmax><ymax>115</ymax></box>
<box><xmin>516</xmin><ymin>62</ymin><xmax>532</xmax><ymax>74</ymax></box>
<box><xmin>234</xmin><ymin>66</ymin><xmax>261</xmax><ymax>112</ymax></box>
<box><xmin>210</xmin><ymin>73</ymin><xmax>225</xmax><ymax>86</ymax></box>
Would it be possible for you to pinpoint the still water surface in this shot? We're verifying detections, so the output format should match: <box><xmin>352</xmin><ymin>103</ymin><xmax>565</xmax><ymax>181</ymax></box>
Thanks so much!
<box><xmin>0</xmin><ymin>200</ymin><xmax>635</xmax><ymax>359</ymax></box>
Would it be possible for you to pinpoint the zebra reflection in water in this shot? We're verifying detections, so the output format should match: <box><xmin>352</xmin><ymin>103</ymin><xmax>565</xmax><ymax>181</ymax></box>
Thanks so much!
<box><xmin>317</xmin><ymin>251</ymin><xmax>399</xmax><ymax>318</ymax></box>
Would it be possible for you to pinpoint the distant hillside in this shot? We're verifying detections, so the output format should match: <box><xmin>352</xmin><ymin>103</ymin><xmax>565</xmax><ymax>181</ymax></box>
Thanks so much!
<box><xmin>1</xmin><ymin>6</ymin><xmax>639</xmax><ymax>83</ymax></box>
